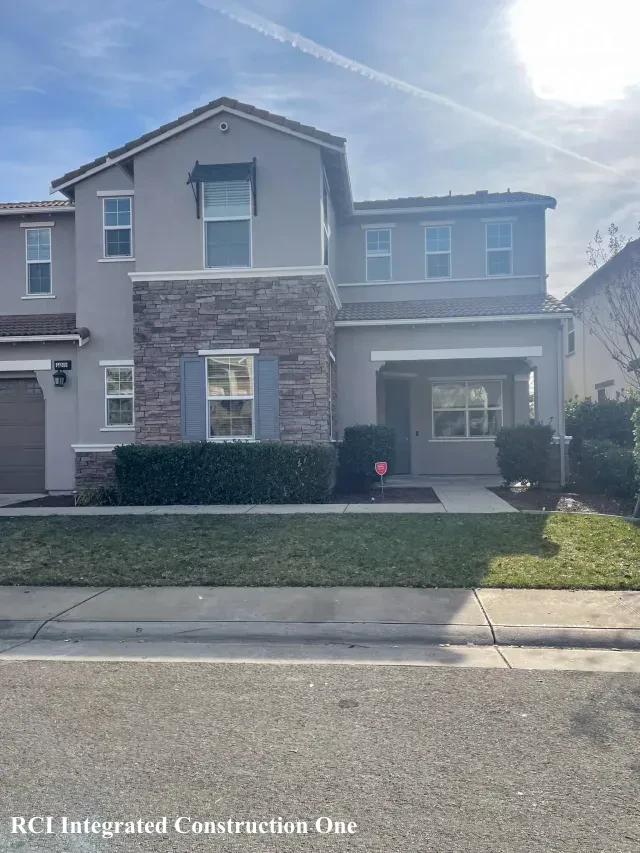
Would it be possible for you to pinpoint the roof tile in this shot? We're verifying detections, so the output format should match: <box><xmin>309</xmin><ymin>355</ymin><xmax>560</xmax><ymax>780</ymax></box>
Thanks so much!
<box><xmin>337</xmin><ymin>294</ymin><xmax>571</xmax><ymax>322</ymax></box>
<box><xmin>0</xmin><ymin>200</ymin><xmax>73</xmax><ymax>211</ymax></box>
<box><xmin>0</xmin><ymin>313</ymin><xmax>80</xmax><ymax>337</ymax></box>
<box><xmin>355</xmin><ymin>191</ymin><xmax>557</xmax><ymax>211</ymax></box>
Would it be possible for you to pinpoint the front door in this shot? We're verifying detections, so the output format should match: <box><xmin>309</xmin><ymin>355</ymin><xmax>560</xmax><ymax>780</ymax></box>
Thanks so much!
<box><xmin>384</xmin><ymin>379</ymin><xmax>411</xmax><ymax>474</ymax></box>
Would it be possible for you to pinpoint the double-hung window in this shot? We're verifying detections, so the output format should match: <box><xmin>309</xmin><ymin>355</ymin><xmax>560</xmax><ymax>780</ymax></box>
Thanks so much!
<box><xmin>567</xmin><ymin>318</ymin><xmax>575</xmax><ymax>355</ymax></box>
<box><xmin>486</xmin><ymin>222</ymin><xmax>513</xmax><ymax>275</ymax></box>
<box><xmin>432</xmin><ymin>380</ymin><xmax>503</xmax><ymax>439</ymax></box>
<box><xmin>103</xmin><ymin>197</ymin><xmax>132</xmax><ymax>257</ymax></box>
<box><xmin>207</xmin><ymin>355</ymin><xmax>254</xmax><ymax>439</ymax></box>
<box><xmin>105</xmin><ymin>366</ymin><xmax>134</xmax><ymax>427</ymax></box>
<box><xmin>26</xmin><ymin>228</ymin><xmax>52</xmax><ymax>294</ymax></box>
<box><xmin>204</xmin><ymin>181</ymin><xmax>251</xmax><ymax>268</ymax></box>
<box><xmin>425</xmin><ymin>226</ymin><xmax>451</xmax><ymax>278</ymax></box>
<box><xmin>365</xmin><ymin>229</ymin><xmax>391</xmax><ymax>281</ymax></box>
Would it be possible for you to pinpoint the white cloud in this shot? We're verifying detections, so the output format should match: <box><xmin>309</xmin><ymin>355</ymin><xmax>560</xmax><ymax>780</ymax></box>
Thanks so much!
<box><xmin>62</xmin><ymin>18</ymin><xmax>139</xmax><ymax>60</ymax></box>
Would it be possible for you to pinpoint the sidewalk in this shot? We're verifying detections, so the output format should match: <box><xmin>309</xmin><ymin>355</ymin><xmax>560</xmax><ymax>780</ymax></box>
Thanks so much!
<box><xmin>1</xmin><ymin>586</ymin><xmax>639</xmax><ymax>651</ymax></box>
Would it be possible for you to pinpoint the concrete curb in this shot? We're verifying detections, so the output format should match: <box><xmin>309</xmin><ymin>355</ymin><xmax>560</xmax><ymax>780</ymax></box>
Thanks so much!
<box><xmin>493</xmin><ymin>625</ymin><xmax>640</xmax><ymax>650</ymax></box>
<box><xmin>35</xmin><ymin>620</ymin><xmax>494</xmax><ymax>646</ymax></box>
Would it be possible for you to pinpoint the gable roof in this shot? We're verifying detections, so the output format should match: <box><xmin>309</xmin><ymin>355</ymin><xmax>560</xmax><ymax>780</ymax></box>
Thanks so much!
<box><xmin>50</xmin><ymin>96</ymin><xmax>347</xmax><ymax>192</ymax></box>
<box><xmin>565</xmin><ymin>237</ymin><xmax>640</xmax><ymax>303</ymax></box>
<box><xmin>336</xmin><ymin>293</ymin><xmax>571</xmax><ymax>324</ymax></box>
<box><xmin>355</xmin><ymin>190</ymin><xmax>557</xmax><ymax>213</ymax></box>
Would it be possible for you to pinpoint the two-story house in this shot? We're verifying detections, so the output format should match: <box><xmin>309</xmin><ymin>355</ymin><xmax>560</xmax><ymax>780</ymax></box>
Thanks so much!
<box><xmin>0</xmin><ymin>97</ymin><xmax>572</xmax><ymax>494</ymax></box>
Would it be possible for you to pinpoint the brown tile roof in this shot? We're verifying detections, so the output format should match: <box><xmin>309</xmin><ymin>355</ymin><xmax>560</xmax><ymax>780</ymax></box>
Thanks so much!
<box><xmin>51</xmin><ymin>96</ymin><xmax>347</xmax><ymax>190</ymax></box>
<box><xmin>337</xmin><ymin>294</ymin><xmax>571</xmax><ymax>323</ymax></box>
<box><xmin>354</xmin><ymin>190</ymin><xmax>557</xmax><ymax>211</ymax></box>
<box><xmin>0</xmin><ymin>200</ymin><xmax>73</xmax><ymax>211</ymax></box>
<box><xmin>0</xmin><ymin>313</ymin><xmax>84</xmax><ymax>338</ymax></box>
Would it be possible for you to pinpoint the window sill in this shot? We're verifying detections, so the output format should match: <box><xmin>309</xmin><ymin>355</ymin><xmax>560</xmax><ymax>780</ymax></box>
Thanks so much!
<box><xmin>100</xmin><ymin>426</ymin><xmax>135</xmax><ymax>432</ymax></box>
<box><xmin>207</xmin><ymin>437</ymin><xmax>257</xmax><ymax>442</ymax></box>
<box><xmin>567</xmin><ymin>351</ymin><xmax>576</xmax><ymax>357</ymax></box>
<box><xmin>99</xmin><ymin>257</ymin><xmax>135</xmax><ymax>263</ymax></box>
<box><xmin>22</xmin><ymin>294</ymin><xmax>55</xmax><ymax>300</ymax></box>
<box><xmin>428</xmin><ymin>438</ymin><xmax>496</xmax><ymax>442</ymax></box>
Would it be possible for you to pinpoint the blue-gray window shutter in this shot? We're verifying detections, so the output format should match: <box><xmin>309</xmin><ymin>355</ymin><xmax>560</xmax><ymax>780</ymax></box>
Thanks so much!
<box><xmin>180</xmin><ymin>356</ymin><xmax>206</xmax><ymax>440</ymax></box>
<box><xmin>255</xmin><ymin>356</ymin><xmax>280</xmax><ymax>440</ymax></box>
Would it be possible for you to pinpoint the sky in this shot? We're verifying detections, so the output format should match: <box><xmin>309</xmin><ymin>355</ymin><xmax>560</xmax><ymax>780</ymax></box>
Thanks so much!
<box><xmin>2</xmin><ymin>0</ymin><xmax>640</xmax><ymax>296</ymax></box>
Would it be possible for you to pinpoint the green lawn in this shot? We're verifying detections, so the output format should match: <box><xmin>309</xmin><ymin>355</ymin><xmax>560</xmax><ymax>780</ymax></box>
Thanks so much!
<box><xmin>0</xmin><ymin>514</ymin><xmax>638</xmax><ymax>589</ymax></box>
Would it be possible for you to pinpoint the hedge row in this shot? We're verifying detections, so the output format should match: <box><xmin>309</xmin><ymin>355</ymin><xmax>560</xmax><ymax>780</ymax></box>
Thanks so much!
<box><xmin>114</xmin><ymin>442</ymin><xmax>337</xmax><ymax>505</ymax></box>
<box><xmin>572</xmin><ymin>439</ymin><xmax>637</xmax><ymax>500</ymax></box>
<box><xmin>494</xmin><ymin>424</ymin><xmax>554</xmax><ymax>486</ymax></box>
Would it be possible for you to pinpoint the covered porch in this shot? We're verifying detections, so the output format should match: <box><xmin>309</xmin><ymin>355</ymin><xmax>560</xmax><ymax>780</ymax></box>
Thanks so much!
<box><xmin>336</xmin><ymin>321</ymin><xmax>567</xmax><ymax>482</ymax></box>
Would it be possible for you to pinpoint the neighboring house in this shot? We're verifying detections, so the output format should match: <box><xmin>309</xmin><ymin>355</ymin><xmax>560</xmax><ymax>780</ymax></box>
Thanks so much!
<box><xmin>565</xmin><ymin>238</ymin><xmax>640</xmax><ymax>402</ymax></box>
<box><xmin>0</xmin><ymin>96</ymin><xmax>572</xmax><ymax>493</ymax></box>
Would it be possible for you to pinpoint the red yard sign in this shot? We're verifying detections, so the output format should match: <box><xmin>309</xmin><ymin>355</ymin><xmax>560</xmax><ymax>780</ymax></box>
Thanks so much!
<box><xmin>375</xmin><ymin>461</ymin><xmax>388</xmax><ymax>477</ymax></box>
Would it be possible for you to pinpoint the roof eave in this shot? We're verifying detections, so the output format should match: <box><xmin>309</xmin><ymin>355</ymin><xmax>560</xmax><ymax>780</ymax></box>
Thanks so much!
<box><xmin>0</xmin><ymin>332</ymin><xmax>90</xmax><ymax>345</ymax></box>
<box><xmin>0</xmin><ymin>207</ymin><xmax>75</xmax><ymax>216</ymax></box>
<box><xmin>336</xmin><ymin>312</ymin><xmax>572</xmax><ymax>327</ymax></box>
<box><xmin>353</xmin><ymin>200</ymin><xmax>556</xmax><ymax>216</ymax></box>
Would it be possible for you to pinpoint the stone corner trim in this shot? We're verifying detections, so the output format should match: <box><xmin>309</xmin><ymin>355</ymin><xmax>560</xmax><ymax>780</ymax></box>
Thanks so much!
<box><xmin>75</xmin><ymin>450</ymin><xmax>116</xmax><ymax>489</ymax></box>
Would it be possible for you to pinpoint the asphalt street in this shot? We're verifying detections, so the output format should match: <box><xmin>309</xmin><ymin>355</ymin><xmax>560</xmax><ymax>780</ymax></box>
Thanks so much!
<box><xmin>1</xmin><ymin>661</ymin><xmax>639</xmax><ymax>852</ymax></box>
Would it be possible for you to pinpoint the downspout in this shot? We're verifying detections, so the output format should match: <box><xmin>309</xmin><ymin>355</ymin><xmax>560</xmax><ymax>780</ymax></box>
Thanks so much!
<box><xmin>558</xmin><ymin>321</ymin><xmax>566</xmax><ymax>487</ymax></box>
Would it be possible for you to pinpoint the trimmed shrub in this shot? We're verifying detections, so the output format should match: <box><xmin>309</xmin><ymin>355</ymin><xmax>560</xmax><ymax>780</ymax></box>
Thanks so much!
<box><xmin>574</xmin><ymin>439</ymin><xmax>637</xmax><ymax>500</ymax></box>
<box><xmin>494</xmin><ymin>424</ymin><xmax>554</xmax><ymax>486</ymax></box>
<box><xmin>632</xmin><ymin>406</ymin><xmax>640</xmax><ymax>516</ymax></box>
<box><xmin>113</xmin><ymin>442</ymin><xmax>337</xmax><ymax>505</ymax></box>
<box><xmin>565</xmin><ymin>397</ymin><xmax>638</xmax><ymax>449</ymax></box>
<box><xmin>337</xmin><ymin>424</ymin><xmax>396</xmax><ymax>492</ymax></box>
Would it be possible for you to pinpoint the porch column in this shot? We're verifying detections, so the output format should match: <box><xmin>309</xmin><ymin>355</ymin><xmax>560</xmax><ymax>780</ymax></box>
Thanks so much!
<box><xmin>513</xmin><ymin>373</ymin><xmax>531</xmax><ymax>425</ymax></box>
<box><xmin>337</xmin><ymin>358</ymin><xmax>383</xmax><ymax>435</ymax></box>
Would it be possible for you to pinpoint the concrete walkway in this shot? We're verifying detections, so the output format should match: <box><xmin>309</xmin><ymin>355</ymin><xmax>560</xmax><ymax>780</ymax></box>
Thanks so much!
<box><xmin>1</xmin><ymin>586</ymin><xmax>639</xmax><ymax>650</ymax></box>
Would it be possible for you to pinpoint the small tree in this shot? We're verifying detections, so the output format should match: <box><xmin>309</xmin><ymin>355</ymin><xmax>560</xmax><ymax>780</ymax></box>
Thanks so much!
<box><xmin>577</xmin><ymin>233</ymin><xmax>640</xmax><ymax>391</ymax></box>
<box><xmin>586</xmin><ymin>222</ymin><xmax>639</xmax><ymax>270</ymax></box>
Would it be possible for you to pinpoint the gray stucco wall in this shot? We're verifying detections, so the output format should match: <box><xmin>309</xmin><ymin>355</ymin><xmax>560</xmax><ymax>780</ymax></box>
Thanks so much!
<box><xmin>73</xmin><ymin>166</ymin><xmax>135</xmax><ymax>447</ymax></box>
<box><xmin>0</xmin><ymin>212</ymin><xmax>76</xmax><ymax>314</ymax></box>
<box><xmin>335</xmin><ymin>319</ymin><xmax>562</xmax><ymax>476</ymax></box>
<box><xmin>336</xmin><ymin>206</ymin><xmax>546</xmax><ymax>300</ymax></box>
<box><xmin>133</xmin><ymin>111</ymin><xmax>324</xmax><ymax>272</ymax></box>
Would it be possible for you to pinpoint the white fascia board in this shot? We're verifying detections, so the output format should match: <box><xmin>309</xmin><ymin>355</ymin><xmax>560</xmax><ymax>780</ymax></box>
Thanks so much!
<box><xmin>338</xmin><ymin>274</ymin><xmax>541</xmax><ymax>287</ymax></box>
<box><xmin>129</xmin><ymin>265</ymin><xmax>342</xmax><ymax>310</ymax></box>
<box><xmin>0</xmin><ymin>207</ymin><xmax>74</xmax><ymax>216</ymax></box>
<box><xmin>370</xmin><ymin>346</ymin><xmax>543</xmax><ymax>361</ymax></box>
<box><xmin>335</xmin><ymin>313</ymin><xmax>571</xmax><ymax>328</ymax></box>
<box><xmin>0</xmin><ymin>334</ymin><xmax>87</xmax><ymax>344</ymax></box>
<box><xmin>50</xmin><ymin>106</ymin><xmax>345</xmax><ymax>195</ymax></box>
<box><xmin>0</xmin><ymin>359</ymin><xmax>52</xmax><ymax>371</ymax></box>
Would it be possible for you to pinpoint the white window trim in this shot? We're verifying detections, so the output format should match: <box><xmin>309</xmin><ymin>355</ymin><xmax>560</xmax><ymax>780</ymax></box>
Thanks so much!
<box><xmin>360</xmin><ymin>222</ymin><xmax>396</xmax><ymax>229</ymax></box>
<box><xmin>21</xmin><ymin>294</ymin><xmax>56</xmax><ymax>300</ymax></box>
<box><xmin>96</xmin><ymin>190</ymin><xmax>134</xmax><ymax>197</ymax></box>
<box><xmin>329</xmin><ymin>358</ymin><xmax>335</xmax><ymax>441</ymax></box>
<box><xmin>20</xmin><ymin>221</ymin><xmax>55</xmax><ymax>228</ymax></box>
<box><xmin>206</xmin><ymin>354</ymin><xmax>255</xmax><ymax>441</ymax></box>
<box><xmin>321</xmin><ymin>168</ymin><xmax>331</xmax><ymax>267</ymax></box>
<box><xmin>431</xmin><ymin>379</ymin><xmax>503</xmax><ymax>440</ymax></box>
<box><xmin>365</xmin><ymin>228</ymin><xmax>392</xmax><ymax>282</ymax></box>
<box><xmin>202</xmin><ymin>182</ymin><xmax>253</xmax><ymax>270</ymax></box>
<box><xmin>567</xmin><ymin>318</ymin><xmax>576</xmax><ymax>355</ymax></box>
<box><xmin>104</xmin><ymin>365</ymin><xmax>134</xmax><ymax>428</ymax></box>
<box><xmin>103</xmin><ymin>196</ymin><xmax>133</xmax><ymax>259</ymax></box>
<box><xmin>98</xmin><ymin>257</ymin><xmax>135</xmax><ymax>264</ymax></box>
<box><xmin>425</xmin><ymin>224</ymin><xmax>452</xmax><ymax>280</ymax></box>
<box><xmin>99</xmin><ymin>359</ymin><xmax>134</xmax><ymax>367</ymax></box>
<box><xmin>486</xmin><ymin>221</ymin><xmax>513</xmax><ymax>277</ymax></box>
<box><xmin>198</xmin><ymin>348</ymin><xmax>259</xmax><ymax>356</ymax></box>
<box><xmin>25</xmin><ymin>227</ymin><xmax>52</xmax><ymax>296</ymax></box>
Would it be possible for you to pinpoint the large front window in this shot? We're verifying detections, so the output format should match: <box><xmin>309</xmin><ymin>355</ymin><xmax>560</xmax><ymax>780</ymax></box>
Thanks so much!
<box><xmin>207</xmin><ymin>356</ymin><xmax>254</xmax><ymax>439</ymax></box>
<box><xmin>432</xmin><ymin>380</ymin><xmax>503</xmax><ymax>438</ymax></box>
<box><xmin>26</xmin><ymin>228</ymin><xmax>51</xmax><ymax>294</ymax></box>
<box><xmin>204</xmin><ymin>181</ymin><xmax>251</xmax><ymax>268</ymax></box>
<box><xmin>105</xmin><ymin>366</ymin><xmax>134</xmax><ymax>426</ymax></box>
<box><xmin>365</xmin><ymin>229</ymin><xmax>391</xmax><ymax>281</ymax></box>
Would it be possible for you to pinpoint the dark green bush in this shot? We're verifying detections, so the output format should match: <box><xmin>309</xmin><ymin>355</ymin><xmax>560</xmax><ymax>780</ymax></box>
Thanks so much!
<box><xmin>573</xmin><ymin>439</ymin><xmax>637</xmax><ymax>500</ymax></box>
<box><xmin>565</xmin><ymin>397</ymin><xmax>638</xmax><ymax>449</ymax></box>
<box><xmin>494</xmin><ymin>424</ymin><xmax>554</xmax><ymax>486</ymax></box>
<box><xmin>337</xmin><ymin>424</ymin><xmax>396</xmax><ymax>492</ymax></box>
<box><xmin>633</xmin><ymin>406</ymin><xmax>640</xmax><ymax>516</ymax></box>
<box><xmin>114</xmin><ymin>442</ymin><xmax>337</xmax><ymax>505</ymax></box>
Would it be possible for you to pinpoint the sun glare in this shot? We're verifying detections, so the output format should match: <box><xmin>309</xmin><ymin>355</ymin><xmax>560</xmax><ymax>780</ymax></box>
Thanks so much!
<box><xmin>509</xmin><ymin>0</ymin><xmax>640</xmax><ymax>106</ymax></box>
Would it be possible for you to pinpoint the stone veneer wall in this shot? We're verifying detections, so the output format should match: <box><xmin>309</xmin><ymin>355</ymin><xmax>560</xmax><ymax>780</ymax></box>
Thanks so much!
<box><xmin>133</xmin><ymin>274</ymin><xmax>337</xmax><ymax>444</ymax></box>
<box><xmin>75</xmin><ymin>451</ymin><xmax>116</xmax><ymax>489</ymax></box>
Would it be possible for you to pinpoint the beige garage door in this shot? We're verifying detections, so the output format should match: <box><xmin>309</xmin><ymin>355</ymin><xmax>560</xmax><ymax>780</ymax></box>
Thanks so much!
<box><xmin>0</xmin><ymin>378</ymin><xmax>45</xmax><ymax>493</ymax></box>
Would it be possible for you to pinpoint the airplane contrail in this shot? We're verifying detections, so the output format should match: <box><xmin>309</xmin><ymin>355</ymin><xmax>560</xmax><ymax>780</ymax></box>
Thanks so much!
<box><xmin>196</xmin><ymin>0</ymin><xmax>637</xmax><ymax>184</ymax></box>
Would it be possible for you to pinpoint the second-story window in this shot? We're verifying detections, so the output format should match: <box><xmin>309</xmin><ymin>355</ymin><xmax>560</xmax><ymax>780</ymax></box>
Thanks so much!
<box><xmin>25</xmin><ymin>228</ymin><xmax>52</xmax><ymax>295</ymax></box>
<box><xmin>103</xmin><ymin>197</ymin><xmax>132</xmax><ymax>257</ymax></box>
<box><xmin>204</xmin><ymin>181</ymin><xmax>251</xmax><ymax>268</ymax></box>
<box><xmin>425</xmin><ymin>226</ymin><xmax>451</xmax><ymax>278</ymax></box>
<box><xmin>567</xmin><ymin>318</ymin><xmax>575</xmax><ymax>355</ymax></box>
<box><xmin>486</xmin><ymin>222</ymin><xmax>513</xmax><ymax>276</ymax></box>
<box><xmin>365</xmin><ymin>229</ymin><xmax>391</xmax><ymax>281</ymax></box>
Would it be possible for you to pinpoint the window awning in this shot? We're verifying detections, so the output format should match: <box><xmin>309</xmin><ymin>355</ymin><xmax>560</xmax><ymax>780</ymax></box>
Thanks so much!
<box><xmin>187</xmin><ymin>159</ymin><xmax>257</xmax><ymax>217</ymax></box>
